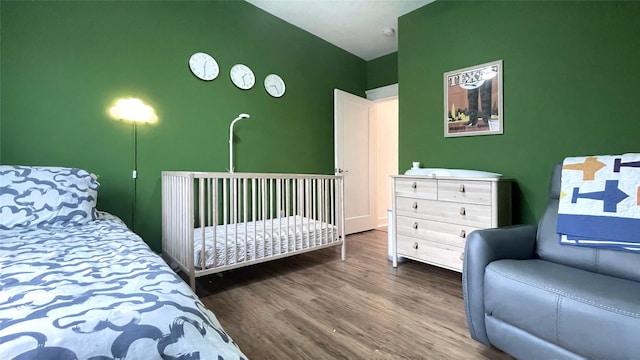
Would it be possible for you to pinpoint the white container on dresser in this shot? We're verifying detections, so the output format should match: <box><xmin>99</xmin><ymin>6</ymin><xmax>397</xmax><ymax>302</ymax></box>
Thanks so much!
<box><xmin>391</xmin><ymin>175</ymin><xmax>511</xmax><ymax>272</ymax></box>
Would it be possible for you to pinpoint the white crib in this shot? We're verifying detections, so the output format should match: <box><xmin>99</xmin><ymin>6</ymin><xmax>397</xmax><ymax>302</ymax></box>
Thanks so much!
<box><xmin>161</xmin><ymin>171</ymin><xmax>345</xmax><ymax>289</ymax></box>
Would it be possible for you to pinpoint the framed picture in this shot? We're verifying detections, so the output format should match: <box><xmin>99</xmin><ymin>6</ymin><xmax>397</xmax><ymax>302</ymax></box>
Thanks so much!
<box><xmin>444</xmin><ymin>60</ymin><xmax>503</xmax><ymax>137</ymax></box>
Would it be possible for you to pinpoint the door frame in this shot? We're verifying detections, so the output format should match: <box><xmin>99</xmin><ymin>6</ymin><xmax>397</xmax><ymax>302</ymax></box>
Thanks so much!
<box><xmin>366</xmin><ymin>83</ymin><xmax>399</xmax><ymax>229</ymax></box>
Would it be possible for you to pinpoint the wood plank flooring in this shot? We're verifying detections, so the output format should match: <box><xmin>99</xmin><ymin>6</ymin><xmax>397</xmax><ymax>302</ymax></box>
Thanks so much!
<box><xmin>196</xmin><ymin>230</ymin><xmax>513</xmax><ymax>360</ymax></box>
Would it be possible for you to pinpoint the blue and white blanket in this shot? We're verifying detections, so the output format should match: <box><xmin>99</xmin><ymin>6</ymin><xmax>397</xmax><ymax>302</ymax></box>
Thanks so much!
<box><xmin>558</xmin><ymin>154</ymin><xmax>640</xmax><ymax>252</ymax></box>
<box><xmin>0</xmin><ymin>212</ymin><xmax>248</xmax><ymax>360</ymax></box>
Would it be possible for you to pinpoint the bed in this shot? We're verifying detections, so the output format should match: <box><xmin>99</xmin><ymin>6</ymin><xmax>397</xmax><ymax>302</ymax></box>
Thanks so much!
<box><xmin>162</xmin><ymin>171</ymin><xmax>345</xmax><ymax>290</ymax></box>
<box><xmin>0</xmin><ymin>165</ymin><xmax>247</xmax><ymax>359</ymax></box>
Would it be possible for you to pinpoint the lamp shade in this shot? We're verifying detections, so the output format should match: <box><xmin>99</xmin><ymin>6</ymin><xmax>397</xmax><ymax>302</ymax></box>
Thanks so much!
<box><xmin>109</xmin><ymin>98</ymin><xmax>158</xmax><ymax>123</ymax></box>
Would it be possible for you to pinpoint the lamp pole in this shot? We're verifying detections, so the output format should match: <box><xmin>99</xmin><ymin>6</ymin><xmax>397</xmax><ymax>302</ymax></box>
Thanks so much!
<box><xmin>132</xmin><ymin>122</ymin><xmax>138</xmax><ymax>231</ymax></box>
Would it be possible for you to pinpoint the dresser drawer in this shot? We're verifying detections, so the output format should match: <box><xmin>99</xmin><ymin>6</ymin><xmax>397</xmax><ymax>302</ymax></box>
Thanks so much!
<box><xmin>394</xmin><ymin>178</ymin><xmax>437</xmax><ymax>200</ymax></box>
<box><xmin>396</xmin><ymin>197</ymin><xmax>493</xmax><ymax>228</ymax></box>
<box><xmin>397</xmin><ymin>234</ymin><xmax>465</xmax><ymax>272</ymax></box>
<box><xmin>396</xmin><ymin>216</ymin><xmax>481</xmax><ymax>248</ymax></box>
<box><xmin>437</xmin><ymin>179</ymin><xmax>492</xmax><ymax>205</ymax></box>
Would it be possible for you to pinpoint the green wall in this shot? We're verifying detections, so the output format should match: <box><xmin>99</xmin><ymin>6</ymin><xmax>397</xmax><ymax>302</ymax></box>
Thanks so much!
<box><xmin>1</xmin><ymin>0</ymin><xmax>366</xmax><ymax>251</ymax></box>
<box><xmin>367</xmin><ymin>52</ymin><xmax>398</xmax><ymax>89</ymax></box>
<box><xmin>399</xmin><ymin>0</ymin><xmax>640</xmax><ymax>225</ymax></box>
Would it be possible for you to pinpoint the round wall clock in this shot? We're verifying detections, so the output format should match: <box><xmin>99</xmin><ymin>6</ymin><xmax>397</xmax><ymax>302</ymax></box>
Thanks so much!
<box><xmin>188</xmin><ymin>52</ymin><xmax>219</xmax><ymax>81</ymax></box>
<box><xmin>230</xmin><ymin>64</ymin><xmax>255</xmax><ymax>90</ymax></box>
<box><xmin>264</xmin><ymin>74</ymin><xmax>286</xmax><ymax>98</ymax></box>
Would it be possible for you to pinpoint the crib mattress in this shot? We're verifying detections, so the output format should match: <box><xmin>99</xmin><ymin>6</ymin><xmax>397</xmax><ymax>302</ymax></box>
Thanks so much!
<box><xmin>193</xmin><ymin>215</ymin><xmax>338</xmax><ymax>268</ymax></box>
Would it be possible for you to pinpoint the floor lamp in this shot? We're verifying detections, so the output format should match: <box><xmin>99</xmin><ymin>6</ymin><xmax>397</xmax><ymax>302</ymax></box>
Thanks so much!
<box><xmin>228</xmin><ymin>113</ymin><xmax>251</xmax><ymax>173</ymax></box>
<box><xmin>109</xmin><ymin>98</ymin><xmax>158</xmax><ymax>231</ymax></box>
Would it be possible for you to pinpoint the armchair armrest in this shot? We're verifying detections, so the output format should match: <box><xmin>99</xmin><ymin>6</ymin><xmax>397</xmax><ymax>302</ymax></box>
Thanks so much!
<box><xmin>462</xmin><ymin>224</ymin><xmax>538</xmax><ymax>346</ymax></box>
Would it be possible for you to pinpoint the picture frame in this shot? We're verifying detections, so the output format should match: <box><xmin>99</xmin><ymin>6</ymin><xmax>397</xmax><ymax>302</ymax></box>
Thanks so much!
<box><xmin>444</xmin><ymin>60</ymin><xmax>503</xmax><ymax>137</ymax></box>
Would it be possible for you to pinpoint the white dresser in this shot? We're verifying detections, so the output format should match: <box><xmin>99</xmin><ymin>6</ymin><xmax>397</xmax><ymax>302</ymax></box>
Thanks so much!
<box><xmin>391</xmin><ymin>175</ymin><xmax>511</xmax><ymax>272</ymax></box>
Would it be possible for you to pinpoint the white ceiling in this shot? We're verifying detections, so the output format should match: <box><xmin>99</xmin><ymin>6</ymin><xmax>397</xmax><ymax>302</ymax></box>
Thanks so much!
<box><xmin>245</xmin><ymin>0</ymin><xmax>434</xmax><ymax>61</ymax></box>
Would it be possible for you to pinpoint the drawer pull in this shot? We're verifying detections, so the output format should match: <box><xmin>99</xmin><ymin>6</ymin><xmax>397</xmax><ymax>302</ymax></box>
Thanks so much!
<box><xmin>459</xmin><ymin>252</ymin><xmax>464</xmax><ymax>260</ymax></box>
<box><xmin>411</xmin><ymin>182</ymin><xmax>417</xmax><ymax>189</ymax></box>
<box><xmin>459</xmin><ymin>230</ymin><xmax>466</xmax><ymax>238</ymax></box>
<box><xmin>412</xmin><ymin>222</ymin><xmax>419</xmax><ymax>230</ymax></box>
<box><xmin>413</xmin><ymin>242</ymin><xmax>419</xmax><ymax>250</ymax></box>
<box><xmin>459</xmin><ymin>207</ymin><xmax>466</xmax><ymax>215</ymax></box>
<box><xmin>459</xmin><ymin>184</ymin><xmax>465</xmax><ymax>193</ymax></box>
<box><xmin>412</xmin><ymin>202</ymin><xmax>418</xmax><ymax>209</ymax></box>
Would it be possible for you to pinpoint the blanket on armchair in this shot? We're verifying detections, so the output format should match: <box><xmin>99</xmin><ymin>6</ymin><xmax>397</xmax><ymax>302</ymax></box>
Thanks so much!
<box><xmin>558</xmin><ymin>154</ymin><xmax>640</xmax><ymax>252</ymax></box>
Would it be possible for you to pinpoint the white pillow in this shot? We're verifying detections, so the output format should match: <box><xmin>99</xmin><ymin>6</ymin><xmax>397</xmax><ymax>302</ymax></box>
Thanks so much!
<box><xmin>0</xmin><ymin>165</ymin><xmax>99</xmax><ymax>229</ymax></box>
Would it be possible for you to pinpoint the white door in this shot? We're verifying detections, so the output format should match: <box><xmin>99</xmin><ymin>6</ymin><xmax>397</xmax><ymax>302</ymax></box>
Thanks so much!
<box><xmin>334</xmin><ymin>89</ymin><xmax>376</xmax><ymax>235</ymax></box>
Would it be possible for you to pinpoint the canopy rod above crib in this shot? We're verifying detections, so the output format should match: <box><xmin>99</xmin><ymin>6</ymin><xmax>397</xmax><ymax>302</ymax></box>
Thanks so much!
<box><xmin>228</xmin><ymin>113</ymin><xmax>251</xmax><ymax>173</ymax></box>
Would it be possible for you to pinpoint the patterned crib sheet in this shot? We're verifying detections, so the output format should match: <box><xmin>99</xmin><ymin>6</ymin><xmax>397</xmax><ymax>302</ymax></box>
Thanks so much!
<box><xmin>0</xmin><ymin>212</ymin><xmax>247</xmax><ymax>360</ymax></box>
<box><xmin>193</xmin><ymin>215</ymin><xmax>338</xmax><ymax>268</ymax></box>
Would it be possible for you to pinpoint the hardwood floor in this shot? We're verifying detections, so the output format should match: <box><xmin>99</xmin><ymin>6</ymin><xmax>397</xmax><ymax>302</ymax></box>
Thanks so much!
<box><xmin>196</xmin><ymin>230</ymin><xmax>513</xmax><ymax>360</ymax></box>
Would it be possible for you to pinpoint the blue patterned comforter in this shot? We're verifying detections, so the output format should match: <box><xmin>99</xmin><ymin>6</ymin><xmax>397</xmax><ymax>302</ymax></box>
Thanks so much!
<box><xmin>0</xmin><ymin>212</ymin><xmax>247</xmax><ymax>360</ymax></box>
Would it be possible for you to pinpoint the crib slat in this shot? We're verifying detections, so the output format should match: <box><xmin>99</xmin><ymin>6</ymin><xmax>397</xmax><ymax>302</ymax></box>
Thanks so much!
<box><xmin>307</xmin><ymin>179</ymin><xmax>312</xmax><ymax>248</ymax></box>
<box><xmin>324</xmin><ymin>178</ymin><xmax>328</xmax><ymax>244</ymax></box>
<box><xmin>270</xmin><ymin>178</ymin><xmax>275</xmax><ymax>255</ymax></box>
<box><xmin>321</xmin><ymin>178</ymin><xmax>326</xmax><ymax>245</ymax></box>
<box><xmin>334</xmin><ymin>178</ymin><xmax>338</xmax><ymax>230</ymax></box>
<box><xmin>233</xmin><ymin>178</ymin><xmax>238</xmax><ymax>263</ymax></box>
<box><xmin>252</xmin><ymin>178</ymin><xmax>257</xmax><ymax>261</ymax></box>
<box><xmin>242</xmin><ymin>178</ymin><xmax>248</xmax><ymax>263</ymax></box>
<box><xmin>319</xmin><ymin>179</ymin><xmax>323</xmax><ymax>244</ymax></box>
<box><xmin>223</xmin><ymin>178</ymin><xmax>228</xmax><ymax>266</ymax></box>
<box><xmin>198</xmin><ymin>178</ymin><xmax>206</xmax><ymax>269</ymax></box>
<box><xmin>284</xmin><ymin>179</ymin><xmax>290</xmax><ymax>253</ymax></box>
<box><xmin>212</xmin><ymin>177</ymin><xmax>217</xmax><ymax>269</ymax></box>
<box><xmin>297</xmin><ymin>178</ymin><xmax>303</xmax><ymax>249</ymax></box>
<box><xmin>261</xmin><ymin>178</ymin><xmax>267</xmax><ymax>259</ymax></box>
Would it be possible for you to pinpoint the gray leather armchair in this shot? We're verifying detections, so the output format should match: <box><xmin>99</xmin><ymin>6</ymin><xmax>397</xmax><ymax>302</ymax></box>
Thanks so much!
<box><xmin>463</xmin><ymin>164</ymin><xmax>640</xmax><ymax>360</ymax></box>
